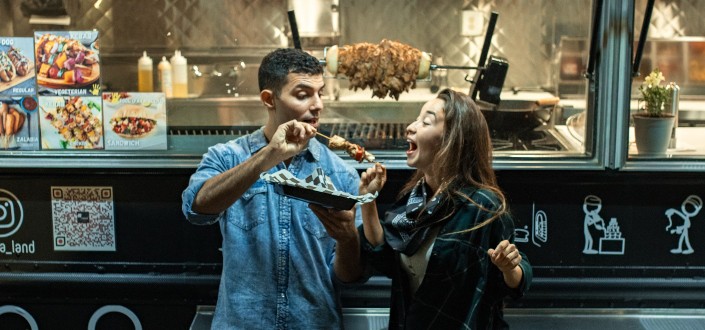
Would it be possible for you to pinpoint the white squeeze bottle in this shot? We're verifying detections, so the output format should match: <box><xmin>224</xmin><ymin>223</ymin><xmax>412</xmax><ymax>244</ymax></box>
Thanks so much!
<box><xmin>170</xmin><ymin>50</ymin><xmax>188</xmax><ymax>98</ymax></box>
<box><xmin>158</xmin><ymin>56</ymin><xmax>173</xmax><ymax>98</ymax></box>
<box><xmin>137</xmin><ymin>51</ymin><xmax>153</xmax><ymax>92</ymax></box>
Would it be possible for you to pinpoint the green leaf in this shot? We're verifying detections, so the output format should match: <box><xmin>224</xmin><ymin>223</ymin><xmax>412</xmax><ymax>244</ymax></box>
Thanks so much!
<box><xmin>87</xmin><ymin>101</ymin><xmax>101</xmax><ymax>112</ymax></box>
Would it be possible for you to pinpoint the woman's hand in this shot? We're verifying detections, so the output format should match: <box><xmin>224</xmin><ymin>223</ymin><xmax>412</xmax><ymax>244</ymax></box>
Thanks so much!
<box><xmin>488</xmin><ymin>240</ymin><xmax>524</xmax><ymax>288</ymax></box>
<box><xmin>358</xmin><ymin>163</ymin><xmax>386</xmax><ymax>247</ymax></box>
<box><xmin>359</xmin><ymin>162</ymin><xmax>387</xmax><ymax>195</ymax></box>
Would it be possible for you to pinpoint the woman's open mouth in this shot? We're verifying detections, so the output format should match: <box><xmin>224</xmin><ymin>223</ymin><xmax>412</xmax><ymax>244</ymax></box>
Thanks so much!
<box><xmin>406</xmin><ymin>141</ymin><xmax>418</xmax><ymax>156</ymax></box>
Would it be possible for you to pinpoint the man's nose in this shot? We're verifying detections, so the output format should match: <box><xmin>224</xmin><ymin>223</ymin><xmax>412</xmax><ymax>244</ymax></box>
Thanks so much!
<box><xmin>311</xmin><ymin>94</ymin><xmax>323</xmax><ymax>111</ymax></box>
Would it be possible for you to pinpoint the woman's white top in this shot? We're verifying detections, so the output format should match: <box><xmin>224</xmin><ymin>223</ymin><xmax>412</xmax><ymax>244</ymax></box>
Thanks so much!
<box><xmin>399</xmin><ymin>226</ymin><xmax>440</xmax><ymax>295</ymax></box>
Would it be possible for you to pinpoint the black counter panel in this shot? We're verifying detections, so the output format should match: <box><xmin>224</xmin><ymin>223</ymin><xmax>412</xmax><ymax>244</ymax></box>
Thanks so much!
<box><xmin>1</xmin><ymin>168</ymin><xmax>705</xmax><ymax>328</ymax></box>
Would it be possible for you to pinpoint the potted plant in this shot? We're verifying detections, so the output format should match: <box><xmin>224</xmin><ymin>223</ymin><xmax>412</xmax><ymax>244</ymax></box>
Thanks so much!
<box><xmin>633</xmin><ymin>68</ymin><xmax>676</xmax><ymax>155</ymax></box>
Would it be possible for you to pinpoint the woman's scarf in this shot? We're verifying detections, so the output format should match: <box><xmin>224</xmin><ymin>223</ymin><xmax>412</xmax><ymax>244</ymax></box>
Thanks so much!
<box><xmin>382</xmin><ymin>179</ymin><xmax>452</xmax><ymax>255</ymax></box>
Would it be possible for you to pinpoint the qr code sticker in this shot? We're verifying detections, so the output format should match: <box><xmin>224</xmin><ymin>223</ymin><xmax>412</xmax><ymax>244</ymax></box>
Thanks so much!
<box><xmin>51</xmin><ymin>186</ymin><xmax>116</xmax><ymax>251</ymax></box>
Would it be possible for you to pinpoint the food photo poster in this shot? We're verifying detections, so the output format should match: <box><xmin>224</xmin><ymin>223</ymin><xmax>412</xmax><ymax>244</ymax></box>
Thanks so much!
<box><xmin>39</xmin><ymin>96</ymin><xmax>104</xmax><ymax>150</ymax></box>
<box><xmin>34</xmin><ymin>31</ymin><xmax>101</xmax><ymax>97</ymax></box>
<box><xmin>0</xmin><ymin>37</ymin><xmax>36</xmax><ymax>96</ymax></box>
<box><xmin>0</xmin><ymin>96</ymin><xmax>40</xmax><ymax>150</ymax></box>
<box><xmin>103</xmin><ymin>92</ymin><xmax>167</xmax><ymax>150</ymax></box>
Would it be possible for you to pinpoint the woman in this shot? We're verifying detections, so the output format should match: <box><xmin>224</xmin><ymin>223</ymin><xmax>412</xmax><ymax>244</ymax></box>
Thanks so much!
<box><xmin>358</xmin><ymin>88</ymin><xmax>532</xmax><ymax>329</ymax></box>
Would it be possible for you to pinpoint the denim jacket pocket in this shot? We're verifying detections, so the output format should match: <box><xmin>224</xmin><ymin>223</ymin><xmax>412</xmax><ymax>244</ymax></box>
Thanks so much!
<box><xmin>232</xmin><ymin>183</ymin><xmax>267</xmax><ymax>230</ymax></box>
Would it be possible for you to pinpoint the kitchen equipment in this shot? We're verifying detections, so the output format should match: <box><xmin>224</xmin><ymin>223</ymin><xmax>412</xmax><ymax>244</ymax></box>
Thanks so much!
<box><xmin>476</xmin><ymin>55</ymin><xmax>509</xmax><ymax>105</ymax></box>
<box><xmin>479</xmin><ymin>97</ymin><xmax>559</xmax><ymax>136</ymax></box>
<box><xmin>288</xmin><ymin>0</ymin><xmax>339</xmax><ymax>38</ymax></box>
<box><xmin>191</xmin><ymin>61</ymin><xmax>246</xmax><ymax>97</ymax></box>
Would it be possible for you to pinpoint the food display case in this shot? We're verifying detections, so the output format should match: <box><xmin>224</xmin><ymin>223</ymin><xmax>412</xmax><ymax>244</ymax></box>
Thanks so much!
<box><xmin>2</xmin><ymin>0</ymin><xmax>705</xmax><ymax>328</ymax></box>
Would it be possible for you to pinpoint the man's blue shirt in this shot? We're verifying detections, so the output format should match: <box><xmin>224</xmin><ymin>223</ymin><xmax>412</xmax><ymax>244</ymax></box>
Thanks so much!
<box><xmin>182</xmin><ymin>128</ymin><xmax>361</xmax><ymax>329</ymax></box>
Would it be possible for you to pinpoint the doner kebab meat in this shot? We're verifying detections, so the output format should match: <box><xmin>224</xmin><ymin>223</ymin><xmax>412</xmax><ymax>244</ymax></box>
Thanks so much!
<box><xmin>325</xmin><ymin>39</ymin><xmax>431</xmax><ymax>100</ymax></box>
<box><xmin>328</xmin><ymin>135</ymin><xmax>375</xmax><ymax>163</ymax></box>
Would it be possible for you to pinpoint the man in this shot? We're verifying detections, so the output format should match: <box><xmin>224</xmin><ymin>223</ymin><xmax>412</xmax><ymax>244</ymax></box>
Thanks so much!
<box><xmin>182</xmin><ymin>48</ymin><xmax>362</xmax><ymax>329</ymax></box>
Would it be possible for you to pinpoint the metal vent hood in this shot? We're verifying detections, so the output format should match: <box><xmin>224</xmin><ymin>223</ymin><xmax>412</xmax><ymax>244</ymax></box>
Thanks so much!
<box><xmin>288</xmin><ymin>0</ymin><xmax>339</xmax><ymax>37</ymax></box>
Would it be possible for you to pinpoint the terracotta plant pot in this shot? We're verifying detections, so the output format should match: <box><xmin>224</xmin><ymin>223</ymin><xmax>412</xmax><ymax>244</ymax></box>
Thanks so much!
<box><xmin>633</xmin><ymin>114</ymin><xmax>675</xmax><ymax>155</ymax></box>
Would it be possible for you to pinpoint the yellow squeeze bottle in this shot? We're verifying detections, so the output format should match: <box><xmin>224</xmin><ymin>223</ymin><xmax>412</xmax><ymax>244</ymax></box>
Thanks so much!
<box><xmin>138</xmin><ymin>51</ymin><xmax>154</xmax><ymax>92</ymax></box>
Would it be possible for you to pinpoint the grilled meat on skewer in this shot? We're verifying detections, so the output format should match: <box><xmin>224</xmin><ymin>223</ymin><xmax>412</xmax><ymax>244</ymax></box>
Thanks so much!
<box><xmin>329</xmin><ymin>134</ymin><xmax>375</xmax><ymax>163</ymax></box>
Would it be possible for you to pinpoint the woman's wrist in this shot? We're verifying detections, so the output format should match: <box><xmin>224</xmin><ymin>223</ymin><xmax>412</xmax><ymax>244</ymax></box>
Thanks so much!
<box><xmin>502</xmin><ymin>265</ymin><xmax>523</xmax><ymax>289</ymax></box>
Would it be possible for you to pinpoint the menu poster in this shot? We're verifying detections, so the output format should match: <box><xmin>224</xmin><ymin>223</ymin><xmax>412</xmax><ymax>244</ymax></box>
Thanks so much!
<box><xmin>0</xmin><ymin>96</ymin><xmax>40</xmax><ymax>150</ymax></box>
<box><xmin>102</xmin><ymin>92</ymin><xmax>167</xmax><ymax>150</ymax></box>
<box><xmin>0</xmin><ymin>37</ymin><xmax>36</xmax><ymax>96</ymax></box>
<box><xmin>34</xmin><ymin>31</ymin><xmax>101</xmax><ymax>97</ymax></box>
<box><xmin>39</xmin><ymin>96</ymin><xmax>104</xmax><ymax>149</ymax></box>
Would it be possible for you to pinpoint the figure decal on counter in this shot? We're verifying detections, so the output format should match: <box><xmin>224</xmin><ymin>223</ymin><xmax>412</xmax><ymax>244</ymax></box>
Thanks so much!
<box><xmin>532</xmin><ymin>203</ymin><xmax>548</xmax><ymax>247</ymax></box>
<box><xmin>515</xmin><ymin>225</ymin><xmax>529</xmax><ymax>243</ymax></box>
<box><xmin>665</xmin><ymin>195</ymin><xmax>702</xmax><ymax>255</ymax></box>
<box><xmin>514</xmin><ymin>203</ymin><xmax>548</xmax><ymax>247</ymax></box>
<box><xmin>581</xmin><ymin>195</ymin><xmax>625</xmax><ymax>255</ymax></box>
<box><xmin>582</xmin><ymin>195</ymin><xmax>605</xmax><ymax>254</ymax></box>
<box><xmin>599</xmin><ymin>217</ymin><xmax>625</xmax><ymax>255</ymax></box>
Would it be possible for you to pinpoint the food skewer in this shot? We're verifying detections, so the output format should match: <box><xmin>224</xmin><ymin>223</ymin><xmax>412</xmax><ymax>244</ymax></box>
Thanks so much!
<box><xmin>316</xmin><ymin>131</ymin><xmax>376</xmax><ymax>163</ymax></box>
<box><xmin>315</xmin><ymin>131</ymin><xmax>332</xmax><ymax>140</ymax></box>
<box><xmin>429</xmin><ymin>64</ymin><xmax>481</xmax><ymax>71</ymax></box>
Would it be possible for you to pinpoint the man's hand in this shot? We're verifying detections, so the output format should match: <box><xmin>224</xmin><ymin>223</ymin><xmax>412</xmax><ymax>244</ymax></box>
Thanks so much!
<box><xmin>309</xmin><ymin>204</ymin><xmax>357</xmax><ymax>242</ymax></box>
<box><xmin>268</xmin><ymin>119</ymin><xmax>316</xmax><ymax>160</ymax></box>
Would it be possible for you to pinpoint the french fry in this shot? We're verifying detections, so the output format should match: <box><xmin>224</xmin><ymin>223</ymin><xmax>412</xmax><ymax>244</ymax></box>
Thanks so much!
<box><xmin>0</xmin><ymin>103</ymin><xmax>7</xmax><ymax>136</ymax></box>
<box><xmin>5</xmin><ymin>111</ymin><xmax>15</xmax><ymax>136</ymax></box>
<box><xmin>0</xmin><ymin>117</ymin><xmax>4</xmax><ymax>136</ymax></box>
<box><xmin>11</xmin><ymin>108</ymin><xmax>24</xmax><ymax>133</ymax></box>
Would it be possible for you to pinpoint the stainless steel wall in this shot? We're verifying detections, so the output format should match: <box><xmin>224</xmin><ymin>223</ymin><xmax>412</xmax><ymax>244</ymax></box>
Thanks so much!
<box><xmin>2</xmin><ymin>0</ymin><xmax>703</xmax><ymax>93</ymax></box>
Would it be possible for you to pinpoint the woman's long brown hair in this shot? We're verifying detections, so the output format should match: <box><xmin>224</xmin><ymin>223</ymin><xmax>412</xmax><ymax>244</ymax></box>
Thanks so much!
<box><xmin>400</xmin><ymin>88</ymin><xmax>508</xmax><ymax>231</ymax></box>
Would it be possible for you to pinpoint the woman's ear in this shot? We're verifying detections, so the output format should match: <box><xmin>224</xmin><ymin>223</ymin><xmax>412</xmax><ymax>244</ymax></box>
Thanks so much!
<box><xmin>261</xmin><ymin>89</ymin><xmax>275</xmax><ymax>110</ymax></box>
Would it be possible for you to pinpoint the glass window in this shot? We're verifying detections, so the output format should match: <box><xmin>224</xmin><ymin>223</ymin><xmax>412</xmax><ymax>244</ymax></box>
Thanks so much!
<box><xmin>0</xmin><ymin>0</ymin><xmax>599</xmax><ymax>168</ymax></box>
<box><xmin>629</xmin><ymin>0</ymin><xmax>705</xmax><ymax>160</ymax></box>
